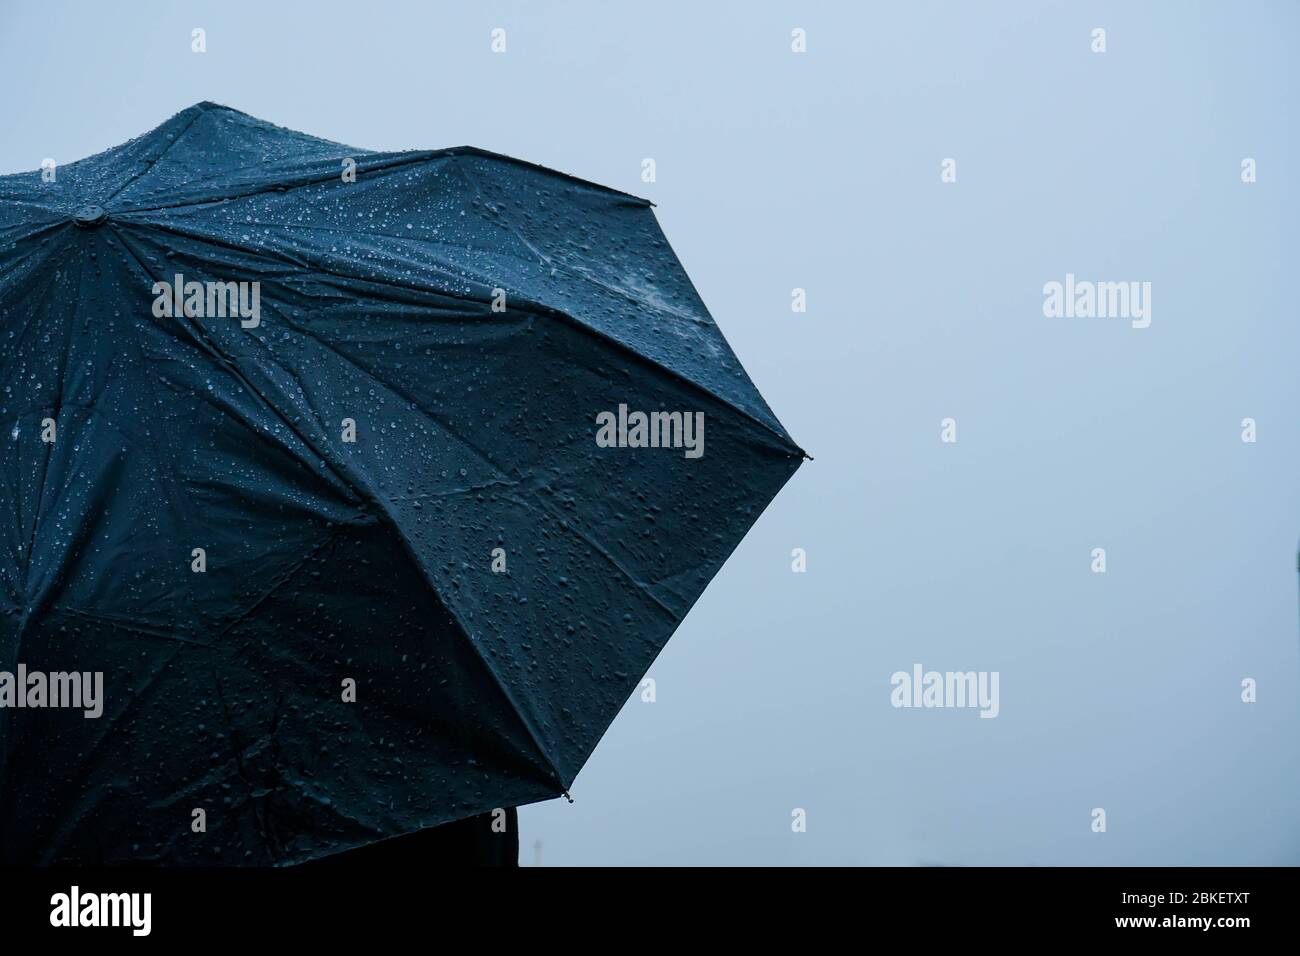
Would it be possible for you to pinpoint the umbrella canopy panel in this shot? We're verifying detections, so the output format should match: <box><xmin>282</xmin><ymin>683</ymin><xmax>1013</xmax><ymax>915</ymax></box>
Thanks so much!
<box><xmin>0</xmin><ymin>103</ymin><xmax>804</xmax><ymax>864</ymax></box>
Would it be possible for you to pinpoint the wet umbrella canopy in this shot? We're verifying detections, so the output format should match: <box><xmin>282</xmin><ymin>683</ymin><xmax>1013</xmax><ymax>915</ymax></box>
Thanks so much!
<box><xmin>0</xmin><ymin>103</ymin><xmax>804</xmax><ymax>864</ymax></box>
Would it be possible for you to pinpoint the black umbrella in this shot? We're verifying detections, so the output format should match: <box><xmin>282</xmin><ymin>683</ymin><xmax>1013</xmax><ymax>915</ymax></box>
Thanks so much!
<box><xmin>0</xmin><ymin>102</ymin><xmax>805</xmax><ymax>864</ymax></box>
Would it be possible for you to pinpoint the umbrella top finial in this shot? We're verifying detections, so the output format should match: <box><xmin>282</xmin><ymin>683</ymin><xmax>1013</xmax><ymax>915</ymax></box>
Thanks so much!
<box><xmin>72</xmin><ymin>205</ymin><xmax>107</xmax><ymax>229</ymax></box>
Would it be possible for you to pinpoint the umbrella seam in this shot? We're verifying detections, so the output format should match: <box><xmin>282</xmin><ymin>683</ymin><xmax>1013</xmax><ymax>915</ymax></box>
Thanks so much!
<box><xmin>116</xmin><ymin>215</ymin><xmax>807</xmax><ymax>457</ymax></box>
<box><xmin>100</xmin><ymin>104</ymin><xmax>211</xmax><ymax>206</ymax></box>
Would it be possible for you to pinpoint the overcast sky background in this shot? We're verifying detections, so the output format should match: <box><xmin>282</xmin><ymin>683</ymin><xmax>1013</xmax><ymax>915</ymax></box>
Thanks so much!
<box><xmin>2</xmin><ymin>0</ymin><xmax>1297</xmax><ymax>865</ymax></box>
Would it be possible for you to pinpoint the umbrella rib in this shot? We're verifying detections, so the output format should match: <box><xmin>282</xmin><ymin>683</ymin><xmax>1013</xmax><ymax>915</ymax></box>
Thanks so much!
<box><xmin>0</xmin><ymin>226</ymin><xmax>75</xmax><ymax>407</ymax></box>
<box><xmin>55</xmin><ymin>606</ymin><xmax>213</xmax><ymax>645</ymax></box>
<box><xmin>110</xmin><ymin>134</ymin><xmax>650</xmax><ymax>215</ymax></box>
<box><xmin>117</xmin><ymin>215</ymin><xmax>807</xmax><ymax>458</ymax></box>
<box><xmin>209</xmin><ymin>520</ymin><xmax>360</xmax><ymax>642</ymax></box>
<box><xmin>107</xmin><ymin>226</ymin><xmax>570</xmax><ymax>787</ymax></box>
<box><xmin>8</xmin><ymin>238</ymin><xmax>89</xmax><ymax>661</ymax></box>
<box><xmin>362</xmin><ymin>492</ymin><xmax>571</xmax><ymax>791</ymax></box>
<box><xmin>105</xmin><ymin>228</ymin><xmax>363</xmax><ymax>503</ymax></box>
<box><xmin>98</xmin><ymin>104</ymin><xmax>211</xmax><ymax>205</ymax></box>
<box><xmin>105</xmin><ymin>144</ymin><xmax>791</xmax><ymax>450</ymax></box>
<box><xmin>187</xmin><ymin>274</ymin><xmax>687</xmax><ymax>625</ymax></box>
<box><xmin>448</xmin><ymin>153</ymin><xmax>799</xmax><ymax>451</ymax></box>
<box><xmin>108</xmin><ymin>141</ymin><xmax>800</xmax><ymax>453</ymax></box>
<box><xmin>113</xmin><ymin>151</ymin><xmax>433</xmax><ymax>215</ymax></box>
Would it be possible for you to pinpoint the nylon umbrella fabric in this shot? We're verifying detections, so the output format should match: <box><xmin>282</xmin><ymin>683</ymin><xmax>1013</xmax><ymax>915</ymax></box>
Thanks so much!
<box><xmin>0</xmin><ymin>102</ymin><xmax>804</xmax><ymax>864</ymax></box>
